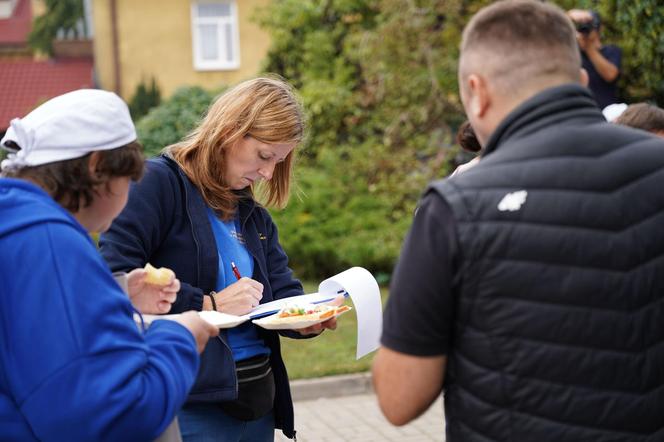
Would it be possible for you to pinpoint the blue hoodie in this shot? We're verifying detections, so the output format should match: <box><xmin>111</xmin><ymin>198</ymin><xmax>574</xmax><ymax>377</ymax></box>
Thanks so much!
<box><xmin>0</xmin><ymin>178</ymin><xmax>199</xmax><ymax>441</ymax></box>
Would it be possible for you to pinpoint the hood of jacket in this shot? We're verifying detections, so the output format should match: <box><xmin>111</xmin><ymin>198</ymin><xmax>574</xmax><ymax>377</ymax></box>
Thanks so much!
<box><xmin>0</xmin><ymin>178</ymin><xmax>87</xmax><ymax>239</ymax></box>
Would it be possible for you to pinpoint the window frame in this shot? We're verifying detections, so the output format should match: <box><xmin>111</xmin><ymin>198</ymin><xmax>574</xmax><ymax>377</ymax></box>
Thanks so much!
<box><xmin>0</xmin><ymin>0</ymin><xmax>18</xmax><ymax>19</ymax></box>
<box><xmin>190</xmin><ymin>0</ymin><xmax>241</xmax><ymax>71</ymax></box>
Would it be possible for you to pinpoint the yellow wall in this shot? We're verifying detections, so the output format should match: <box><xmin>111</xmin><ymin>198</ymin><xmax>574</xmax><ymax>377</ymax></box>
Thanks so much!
<box><xmin>92</xmin><ymin>0</ymin><xmax>272</xmax><ymax>99</ymax></box>
<box><xmin>30</xmin><ymin>0</ymin><xmax>45</xmax><ymax>16</ymax></box>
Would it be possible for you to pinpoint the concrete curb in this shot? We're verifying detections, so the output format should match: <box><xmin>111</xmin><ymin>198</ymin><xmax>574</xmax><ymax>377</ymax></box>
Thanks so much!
<box><xmin>289</xmin><ymin>372</ymin><xmax>373</xmax><ymax>402</ymax></box>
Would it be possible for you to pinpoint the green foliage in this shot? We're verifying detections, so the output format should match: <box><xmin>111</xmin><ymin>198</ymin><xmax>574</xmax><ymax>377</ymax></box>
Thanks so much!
<box><xmin>261</xmin><ymin>0</ymin><xmax>664</xmax><ymax>281</ymax></box>
<box><xmin>257</xmin><ymin>0</ymin><xmax>381</xmax><ymax>159</ymax></box>
<box><xmin>610</xmin><ymin>0</ymin><xmax>664</xmax><ymax>104</ymax></box>
<box><xmin>129</xmin><ymin>78</ymin><xmax>162</xmax><ymax>121</ymax></box>
<box><xmin>259</xmin><ymin>0</ymin><xmax>468</xmax><ymax>280</ymax></box>
<box><xmin>135</xmin><ymin>86</ymin><xmax>215</xmax><ymax>157</ymax></box>
<box><xmin>272</xmin><ymin>159</ymin><xmax>411</xmax><ymax>279</ymax></box>
<box><xmin>136</xmin><ymin>0</ymin><xmax>663</xmax><ymax>282</ymax></box>
<box><xmin>28</xmin><ymin>0</ymin><xmax>85</xmax><ymax>55</ymax></box>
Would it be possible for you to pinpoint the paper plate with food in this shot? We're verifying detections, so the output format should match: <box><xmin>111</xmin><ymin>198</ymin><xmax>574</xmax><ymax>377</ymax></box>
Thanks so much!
<box><xmin>252</xmin><ymin>303</ymin><xmax>352</xmax><ymax>330</ymax></box>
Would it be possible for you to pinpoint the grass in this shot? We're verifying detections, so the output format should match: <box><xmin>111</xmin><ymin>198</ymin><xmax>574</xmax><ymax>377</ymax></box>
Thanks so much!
<box><xmin>279</xmin><ymin>281</ymin><xmax>388</xmax><ymax>379</ymax></box>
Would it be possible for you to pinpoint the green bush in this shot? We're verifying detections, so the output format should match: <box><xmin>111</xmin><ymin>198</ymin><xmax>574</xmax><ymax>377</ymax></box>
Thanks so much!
<box><xmin>258</xmin><ymin>0</ymin><xmax>466</xmax><ymax>280</ymax></box>
<box><xmin>135</xmin><ymin>86</ymin><xmax>215</xmax><ymax>157</ymax></box>
<box><xmin>272</xmin><ymin>157</ymin><xmax>412</xmax><ymax>279</ymax></box>
<box><xmin>260</xmin><ymin>0</ymin><xmax>664</xmax><ymax>281</ymax></box>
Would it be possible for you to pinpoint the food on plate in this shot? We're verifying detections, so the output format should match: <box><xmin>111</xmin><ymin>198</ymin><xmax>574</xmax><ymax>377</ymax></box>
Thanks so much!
<box><xmin>143</xmin><ymin>263</ymin><xmax>175</xmax><ymax>286</ymax></box>
<box><xmin>275</xmin><ymin>303</ymin><xmax>351</xmax><ymax>322</ymax></box>
<box><xmin>252</xmin><ymin>303</ymin><xmax>352</xmax><ymax>330</ymax></box>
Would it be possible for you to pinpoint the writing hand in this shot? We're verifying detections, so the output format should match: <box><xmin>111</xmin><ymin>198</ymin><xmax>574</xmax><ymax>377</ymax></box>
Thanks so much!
<box><xmin>213</xmin><ymin>277</ymin><xmax>264</xmax><ymax>315</ymax></box>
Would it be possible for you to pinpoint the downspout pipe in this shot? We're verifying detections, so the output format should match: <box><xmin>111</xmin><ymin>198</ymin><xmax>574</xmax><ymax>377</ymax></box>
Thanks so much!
<box><xmin>110</xmin><ymin>0</ymin><xmax>121</xmax><ymax>95</ymax></box>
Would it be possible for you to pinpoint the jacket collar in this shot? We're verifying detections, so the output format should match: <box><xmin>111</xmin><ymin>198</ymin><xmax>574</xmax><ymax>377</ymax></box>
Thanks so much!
<box><xmin>161</xmin><ymin>154</ymin><xmax>258</xmax><ymax>224</ymax></box>
<box><xmin>483</xmin><ymin>84</ymin><xmax>605</xmax><ymax>156</ymax></box>
<box><xmin>236</xmin><ymin>190</ymin><xmax>257</xmax><ymax>227</ymax></box>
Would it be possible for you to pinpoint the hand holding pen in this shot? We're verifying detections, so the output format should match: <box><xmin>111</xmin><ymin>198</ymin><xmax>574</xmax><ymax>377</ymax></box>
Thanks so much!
<box><xmin>207</xmin><ymin>261</ymin><xmax>263</xmax><ymax>316</ymax></box>
<box><xmin>231</xmin><ymin>261</ymin><xmax>242</xmax><ymax>281</ymax></box>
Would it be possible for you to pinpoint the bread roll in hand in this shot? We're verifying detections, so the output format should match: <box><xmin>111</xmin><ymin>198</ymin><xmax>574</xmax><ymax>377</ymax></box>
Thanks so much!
<box><xmin>143</xmin><ymin>263</ymin><xmax>175</xmax><ymax>286</ymax></box>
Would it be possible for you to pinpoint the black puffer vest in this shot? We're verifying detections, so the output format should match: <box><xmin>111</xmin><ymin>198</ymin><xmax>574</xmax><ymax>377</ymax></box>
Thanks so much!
<box><xmin>430</xmin><ymin>85</ymin><xmax>664</xmax><ymax>441</ymax></box>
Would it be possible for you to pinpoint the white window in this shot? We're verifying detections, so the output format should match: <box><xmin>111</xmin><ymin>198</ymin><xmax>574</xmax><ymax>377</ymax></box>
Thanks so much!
<box><xmin>191</xmin><ymin>1</ymin><xmax>240</xmax><ymax>71</ymax></box>
<box><xmin>0</xmin><ymin>0</ymin><xmax>18</xmax><ymax>19</ymax></box>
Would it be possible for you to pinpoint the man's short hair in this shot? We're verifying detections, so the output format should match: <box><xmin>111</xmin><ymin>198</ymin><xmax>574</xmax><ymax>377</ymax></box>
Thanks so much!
<box><xmin>614</xmin><ymin>103</ymin><xmax>664</xmax><ymax>134</ymax></box>
<box><xmin>460</xmin><ymin>0</ymin><xmax>581</xmax><ymax>96</ymax></box>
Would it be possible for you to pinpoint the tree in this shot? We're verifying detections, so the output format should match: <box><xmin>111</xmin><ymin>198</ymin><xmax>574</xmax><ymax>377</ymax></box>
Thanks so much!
<box><xmin>28</xmin><ymin>0</ymin><xmax>85</xmax><ymax>56</ymax></box>
<box><xmin>256</xmin><ymin>0</ymin><xmax>475</xmax><ymax>279</ymax></box>
<box><xmin>129</xmin><ymin>78</ymin><xmax>162</xmax><ymax>121</ymax></box>
<box><xmin>256</xmin><ymin>0</ymin><xmax>664</xmax><ymax>280</ymax></box>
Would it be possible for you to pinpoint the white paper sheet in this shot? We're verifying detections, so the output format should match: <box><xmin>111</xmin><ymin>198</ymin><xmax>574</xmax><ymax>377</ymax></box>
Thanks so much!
<box><xmin>318</xmin><ymin>267</ymin><xmax>382</xmax><ymax>359</ymax></box>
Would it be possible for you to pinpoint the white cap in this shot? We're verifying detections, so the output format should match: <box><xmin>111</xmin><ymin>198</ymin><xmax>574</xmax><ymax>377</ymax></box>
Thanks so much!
<box><xmin>602</xmin><ymin>102</ymin><xmax>628</xmax><ymax>122</ymax></box>
<box><xmin>1</xmin><ymin>89</ymin><xmax>137</xmax><ymax>172</ymax></box>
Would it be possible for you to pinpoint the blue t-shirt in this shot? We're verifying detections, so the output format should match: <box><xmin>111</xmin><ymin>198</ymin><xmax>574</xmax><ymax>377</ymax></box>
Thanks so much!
<box><xmin>206</xmin><ymin>207</ymin><xmax>270</xmax><ymax>361</ymax></box>
<box><xmin>581</xmin><ymin>44</ymin><xmax>622</xmax><ymax>109</ymax></box>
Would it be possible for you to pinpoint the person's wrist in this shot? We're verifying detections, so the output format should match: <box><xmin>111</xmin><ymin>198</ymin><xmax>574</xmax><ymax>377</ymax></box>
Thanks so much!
<box><xmin>203</xmin><ymin>291</ymin><xmax>219</xmax><ymax>311</ymax></box>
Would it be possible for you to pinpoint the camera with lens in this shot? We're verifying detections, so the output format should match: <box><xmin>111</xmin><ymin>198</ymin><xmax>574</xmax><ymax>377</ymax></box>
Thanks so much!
<box><xmin>573</xmin><ymin>10</ymin><xmax>600</xmax><ymax>35</ymax></box>
<box><xmin>575</xmin><ymin>21</ymin><xmax>594</xmax><ymax>34</ymax></box>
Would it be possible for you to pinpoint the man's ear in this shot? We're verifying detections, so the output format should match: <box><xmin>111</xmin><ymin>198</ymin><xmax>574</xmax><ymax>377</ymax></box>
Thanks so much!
<box><xmin>88</xmin><ymin>151</ymin><xmax>104</xmax><ymax>179</ymax></box>
<box><xmin>580</xmin><ymin>68</ymin><xmax>589</xmax><ymax>87</ymax></box>
<box><xmin>466</xmin><ymin>74</ymin><xmax>491</xmax><ymax>119</ymax></box>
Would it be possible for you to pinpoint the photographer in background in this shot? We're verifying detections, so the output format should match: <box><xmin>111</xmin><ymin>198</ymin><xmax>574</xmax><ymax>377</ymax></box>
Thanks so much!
<box><xmin>568</xmin><ymin>9</ymin><xmax>621</xmax><ymax>109</ymax></box>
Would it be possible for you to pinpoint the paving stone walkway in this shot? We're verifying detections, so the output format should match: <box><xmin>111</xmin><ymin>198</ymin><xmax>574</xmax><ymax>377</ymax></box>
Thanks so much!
<box><xmin>275</xmin><ymin>392</ymin><xmax>445</xmax><ymax>442</ymax></box>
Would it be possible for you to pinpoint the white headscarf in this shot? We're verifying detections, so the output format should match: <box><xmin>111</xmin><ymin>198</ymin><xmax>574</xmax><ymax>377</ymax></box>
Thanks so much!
<box><xmin>1</xmin><ymin>89</ymin><xmax>137</xmax><ymax>172</ymax></box>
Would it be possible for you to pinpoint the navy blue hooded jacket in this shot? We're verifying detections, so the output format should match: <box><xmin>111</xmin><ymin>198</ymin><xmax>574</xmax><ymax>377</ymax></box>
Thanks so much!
<box><xmin>100</xmin><ymin>155</ymin><xmax>304</xmax><ymax>439</ymax></box>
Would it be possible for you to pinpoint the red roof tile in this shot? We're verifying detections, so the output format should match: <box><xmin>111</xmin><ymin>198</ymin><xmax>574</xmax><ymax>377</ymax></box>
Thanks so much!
<box><xmin>0</xmin><ymin>0</ymin><xmax>32</xmax><ymax>45</ymax></box>
<box><xmin>0</xmin><ymin>58</ymin><xmax>95</xmax><ymax>129</ymax></box>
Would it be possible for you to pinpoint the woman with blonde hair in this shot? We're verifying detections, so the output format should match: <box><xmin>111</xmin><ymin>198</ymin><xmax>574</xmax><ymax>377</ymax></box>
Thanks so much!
<box><xmin>100</xmin><ymin>76</ymin><xmax>337</xmax><ymax>441</ymax></box>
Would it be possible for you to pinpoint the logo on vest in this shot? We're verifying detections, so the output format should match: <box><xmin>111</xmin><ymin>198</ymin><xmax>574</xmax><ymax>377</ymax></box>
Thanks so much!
<box><xmin>497</xmin><ymin>190</ymin><xmax>527</xmax><ymax>212</ymax></box>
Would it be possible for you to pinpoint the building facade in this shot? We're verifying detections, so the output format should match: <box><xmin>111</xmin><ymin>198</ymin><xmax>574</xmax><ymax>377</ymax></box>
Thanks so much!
<box><xmin>92</xmin><ymin>0</ymin><xmax>272</xmax><ymax>99</ymax></box>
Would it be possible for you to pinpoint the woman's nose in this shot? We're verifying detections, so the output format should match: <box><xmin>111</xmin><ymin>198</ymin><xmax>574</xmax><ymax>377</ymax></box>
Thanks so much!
<box><xmin>258</xmin><ymin>162</ymin><xmax>276</xmax><ymax>180</ymax></box>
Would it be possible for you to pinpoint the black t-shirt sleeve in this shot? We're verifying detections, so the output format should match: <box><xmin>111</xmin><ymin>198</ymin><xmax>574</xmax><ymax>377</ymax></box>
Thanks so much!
<box><xmin>603</xmin><ymin>45</ymin><xmax>622</xmax><ymax>70</ymax></box>
<box><xmin>381</xmin><ymin>191</ymin><xmax>459</xmax><ymax>356</ymax></box>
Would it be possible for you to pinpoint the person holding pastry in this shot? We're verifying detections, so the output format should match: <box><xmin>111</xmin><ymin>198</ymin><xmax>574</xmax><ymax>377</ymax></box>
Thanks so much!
<box><xmin>0</xmin><ymin>89</ymin><xmax>218</xmax><ymax>441</ymax></box>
